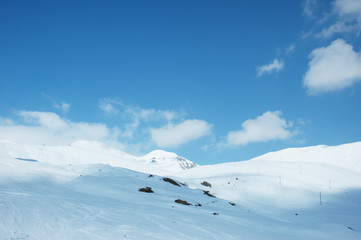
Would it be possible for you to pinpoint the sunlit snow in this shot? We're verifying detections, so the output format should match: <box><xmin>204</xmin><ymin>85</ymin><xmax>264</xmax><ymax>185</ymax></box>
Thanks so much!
<box><xmin>1</xmin><ymin>140</ymin><xmax>360</xmax><ymax>239</ymax></box>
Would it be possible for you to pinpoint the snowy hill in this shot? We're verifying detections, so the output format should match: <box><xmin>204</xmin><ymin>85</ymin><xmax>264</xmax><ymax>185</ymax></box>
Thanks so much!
<box><xmin>1</xmin><ymin>140</ymin><xmax>361</xmax><ymax>239</ymax></box>
<box><xmin>139</xmin><ymin>150</ymin><xmax>197</xmax><ymax>170</ymax></box>
<box><xmin>250</xmin><ymin>142</ymin><xmax>361</xmax><ymax>173</ymax></box>
<box><xmin>0</xmin><ymin>140</ymin><xmax>196</xmax><ymax>175</ymax></box>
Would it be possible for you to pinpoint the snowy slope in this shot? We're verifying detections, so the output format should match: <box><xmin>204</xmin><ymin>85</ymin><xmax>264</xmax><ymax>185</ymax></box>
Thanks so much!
<box><xmin>250</xmin><ymin>142</ymin><xmax>361</xmax><ymax>173</ymax></box>
<box><xmin>0</xmin><ymin>154</ymin><xmax>295</xmax><ymax>240</ymax></box>
<box><xmin>1</xmin><ymin>140</ymin><xmax>361</xmax><ymax>239</ymax></box>
<box><xmin>0</xmin><ymin>140</ymin><xmax>196</xmax><ymax>175</ymax></box>
<box><xmin>180</xmin><ymin>142</ymin><xmax>361</xmax><ymax>210</ymax></box>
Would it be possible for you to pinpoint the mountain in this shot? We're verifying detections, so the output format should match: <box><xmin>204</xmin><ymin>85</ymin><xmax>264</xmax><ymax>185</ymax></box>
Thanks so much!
<box><xmin>0</xmin><ymin>140</ymin><xmax>197</xmax><ymax>175</ymax></box>
<box><xmin>139</xmin><ymin>149</ymin><xmax>197</xmax><ymax>170</ymax></box>
<box><xmin>1</xmin><ymin>140</ymin><xmax>361</xmax><ymax>239</ymax></box>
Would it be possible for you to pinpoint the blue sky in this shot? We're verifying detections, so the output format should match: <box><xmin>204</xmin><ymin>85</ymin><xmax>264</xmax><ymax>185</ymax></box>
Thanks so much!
<box><xmin>1</xmin><ymin>0</ymin><xmax>361</xmax><ymax>165</ymax></box>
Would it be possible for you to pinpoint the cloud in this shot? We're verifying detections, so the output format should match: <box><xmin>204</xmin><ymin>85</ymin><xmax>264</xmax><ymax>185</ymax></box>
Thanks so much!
<box><xmin>226</xmin><ymin>111</ymin><xmax>294</xmax><ymax>146</ymax></box>
<box><xmin>41</xmin><ymin>93</ymin><xmax>71</xmax><ymax>113</ymax></box>
<box><xmin>150</xmin><ymin>119</ymin><xmax>213</xmax><ymax>148</ymax></box>
<box><xmin>19</xmin><ymin>111</ymin><xmax>67</xmax><ymax>129</ymax></box>
<box><xmin>257</xmin><ymin>58</ymin><xmax>284</xmax><ymax>77</ymax></box>
<box><xmin>303</xmin><ymin>0</ymin><xmax>319</xmax><ymax>17</ymax></box>
<box><xmin>334</xmin><ymin>0</ymin><xmax>361</xmax><ymax>18</ymax></box>
<box><xmin>121</xmin><ymin>108</ymin><xmax>178</xmax><ymax>139</ymax></box>
<box><xmin>53</xmin><ymin>101</ymin><xmax>71</xmax><ymax>113</ymax></box>
<box><xmin>319</xmin><ymin>19</ymin><xmax>360</xmax><ymax>38</ymax></box>
<box><xmin>317</xmin><ymin>0</ymin><xmax>361</xmax><ymax>38</ymax></box>
<box><xmin>98</xmin><ymin>98</ymin><xmax>179</xmax><ymax>138</ymax></box>
<box><xmin>0</xmin><ymin>117</ymin><xmax>13</xmax><ymax>125</ymax></box>
<box><xmin>286</xmin><ymin>44</ymin><xmax>296</xmax><ymax>55</ymax></box>
<box><xmin>98</xmin><ymin>98</ymin><xmax>122</xmax><ymax>115</ymax></box>
<box><xmin>303</xmin><ymin>39</ymin><xmax>361</xmax><ymax>94</ymax></box>
<box><xmin>0</xmin><ymin>108</ymin><xmax>212</xmax><ymax>153</ymax></box>
<box><xmin>0</xmin><ymin>111</ymin><xmax>122</xmax><ymax>148</ymax></box>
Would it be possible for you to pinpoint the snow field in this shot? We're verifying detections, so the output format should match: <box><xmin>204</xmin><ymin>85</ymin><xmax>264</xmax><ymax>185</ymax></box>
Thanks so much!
<box><xmin>1</xmin><ymin>140</ymin><xmax>361</xmax><ymax>239</ymax></box>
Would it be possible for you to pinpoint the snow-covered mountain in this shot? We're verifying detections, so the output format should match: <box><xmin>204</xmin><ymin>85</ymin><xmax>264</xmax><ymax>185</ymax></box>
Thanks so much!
<box><xmin>139</xmin><ymin>149</ymin><xmax>197</xmax><ymax>170</ymax></box>
<box><xmin>1</xmin><ymin>140</ymin><xmax>361</xmax><ymax>239</ymax></box>
<box><xmin>0</xmin><ymin>140</ymin><xmax>197</xmax><ymax>175</ymax></box>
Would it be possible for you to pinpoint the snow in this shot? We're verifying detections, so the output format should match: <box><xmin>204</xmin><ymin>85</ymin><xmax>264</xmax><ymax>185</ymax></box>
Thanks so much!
<box><xmin>1</xmin><ymin>140</ymin><xmax>361</xmax><ymax>239</ymax></box>
<box><xmin>139</xmin><ymin>149</ymin><xmax>197</xmax><ymax>170</ymax></box>
<box><xmin>250</xmin><ymin>142</ymin><xmax>361</xmax><ymax>173</ymax></box>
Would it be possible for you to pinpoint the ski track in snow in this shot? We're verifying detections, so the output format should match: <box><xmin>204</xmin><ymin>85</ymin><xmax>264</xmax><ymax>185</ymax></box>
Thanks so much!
<box><xmin>1</xmin><ymin>140</ymin><xmax>361</xmax><ymax>239</ymax></box>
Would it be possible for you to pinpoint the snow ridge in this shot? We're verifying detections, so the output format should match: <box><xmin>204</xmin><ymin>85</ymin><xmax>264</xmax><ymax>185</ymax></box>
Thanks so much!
<box><xmin>251</xmin><ymin>141</ymin><xmax>361</xmax><ymax>173</ymax></box>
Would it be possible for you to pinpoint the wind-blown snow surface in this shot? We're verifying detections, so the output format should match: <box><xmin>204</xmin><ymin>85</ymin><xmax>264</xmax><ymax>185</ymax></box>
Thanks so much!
<box><xmin>1</xmin><ymin>140</ymin><xmax>361</xmax><ymax>239</ymax></box>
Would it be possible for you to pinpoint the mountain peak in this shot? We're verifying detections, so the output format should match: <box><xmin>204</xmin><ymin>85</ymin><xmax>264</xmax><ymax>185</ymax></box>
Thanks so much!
<box><xmin>139</xmin><ymin>150</ymin><xmax>197</xmax><ymax>170</ymax></box>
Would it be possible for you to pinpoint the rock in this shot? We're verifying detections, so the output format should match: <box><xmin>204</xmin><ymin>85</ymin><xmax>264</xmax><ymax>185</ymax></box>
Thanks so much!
<box><xmin>174</xmin><ymin>199</ymin><xmax>192</xmax><ymax>205</ymax></box>
<box><xmin>162</xmin><ymin>177</ymin><xmax>181</xmax><ymax>187</ymax></box>
<box><xmin>201</xmin><ymin>181</ymin><xmax>212</xmax><ymax>188</ymax></box>
<box><xmin>138</xmin><ymin>187</ymin><xmax>154</xmax><ymax>193</ymax></box>
<box><xmin>203</xmin><ymin>190</ymin><xmax>216</xmax><ymax>198</ymax></box>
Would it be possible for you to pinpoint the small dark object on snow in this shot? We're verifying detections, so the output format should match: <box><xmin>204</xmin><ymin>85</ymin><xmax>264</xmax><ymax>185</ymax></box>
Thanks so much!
<box><xmin>139</xmin><ymin>187</ymin><xmax>154</xmax><ymax>193</ymax></box>
<box><xmin>229</xmin><ymin>202</ymin><xmax>236</xmax><ymax>206</ymax></box>
<box><xmin>295</xmin><ymin>213</ymin><xmax>298</xmax><ymax>216</ymax></box>
<box><xmin>201</xmin><ymin>181</ymin><xmax>212</xmax><ymax>188</ymax></box>
<box><xmin>348</xmin><ymin>227</ymin><xmax>355</xmax><ymax>231</ymax></box>
<box><xmin>195</xmin><ymin>203</ymin><xmax>202</xmax><ymax>207</ymax></box>
<box><xmin>175</xmin><ymin>199</ymin><xmax>192</xmax><ymax>205</ymax></box>
<box><xmin>213</xmin><ymin>212</ymin><xmax>219</xmax><ymax>215</ymax></box>
<box><xmin>148</xmin><ymin>174</ymin><xmax>154</xmax><ymax>178</ymax></box>
<box><xmin>236</xmin><ymin>177</ymin><xmax>238</xmax><ymax>180</ymax></box>
<box><xmin>203</xmin><ymin>190</ymin><xmax>216</xmax><ymax>198</ymax></box>
<box><xmin>163</xmin><ymin>177</ymin><xmax>181</xmax><ymax>187</ymax></box>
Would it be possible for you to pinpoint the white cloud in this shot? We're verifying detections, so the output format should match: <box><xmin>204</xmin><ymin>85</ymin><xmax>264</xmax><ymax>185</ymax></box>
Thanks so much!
<box><xmin>318</xmin><ymin>0</ymin><xmax>361</xmax><ymax>38</ymax></box>
<box><xmin>19</xmin><ymin>111</ymin><xmax>67</xmax><ymax>129</ymax></box>
<box><xmin>98</xmin><ymin>98</ymin><xmax>179</xmax><ymax>138</ymax></box>
<box><xmin>0</xmin><ymin>109</ymin><xmax>211</xmax><ymax>153</ymax></box>
<box><xmin>41</xmin><ymin>93</ymin><xmax>71</xmax><ymax>113</ymax></box>
<box><xmin>286</xmin><ymin>44</ymin><xmax>296</xmax><ymax>55</ymax></box>
<box><xmin>125</xmin><ymin>107</ymin><xmax>177</xmax><ymax>122</ymax></box>
<box><xmin>53</xmin><ymin>101</ymin><xmax>71</xmax><ymax>113</ymax></box>
<box><xmin>121</xmin><ymin>108</ymin><xmax>178</xmax><ymax>139</ymax></box>
<box><xmin>303</xmin><ymin>0</ymin><xmax>319</xmax><ymax>17</ymax></box>
<box><xmin>150</xmin><ymin>119</ymin><xmax>212</xmax><ymax>148</ymax></box>
<box><xmin>98</xmin><ymin>98</ymin><xmax>122</xmax><ymax>115</ymax></box>
<box><xmin>303</xmin><ymin>39</ymin><xmax>361</xmax><ymax>94</ymax></box>
<box><xmin>0</xmin><ymin>117</ymin><xmax>13</xmax><ymax>125</ymax></box>
<box><xmin>334</xmin><ymin>0</ymin><xmax>361</xmax><ymax>17</ymax></box>
<box><xmin>226</xmin><ymin>111</ymin><xmax>294</xmax><ymax>146</ymax></box>
<box><xmin>257</xmin><ymin>59</ymin><xmax>284</xmax><ymax>77</ymax></box>
<box><xmin>319</xmin><ymin>20</ymin><xmax>360</xmax><ymax>38</ymax></box>
<box><xmin>0</xmin><ymin>111</ymin><xmax>122</xmax><ymax>147</ymax></box>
